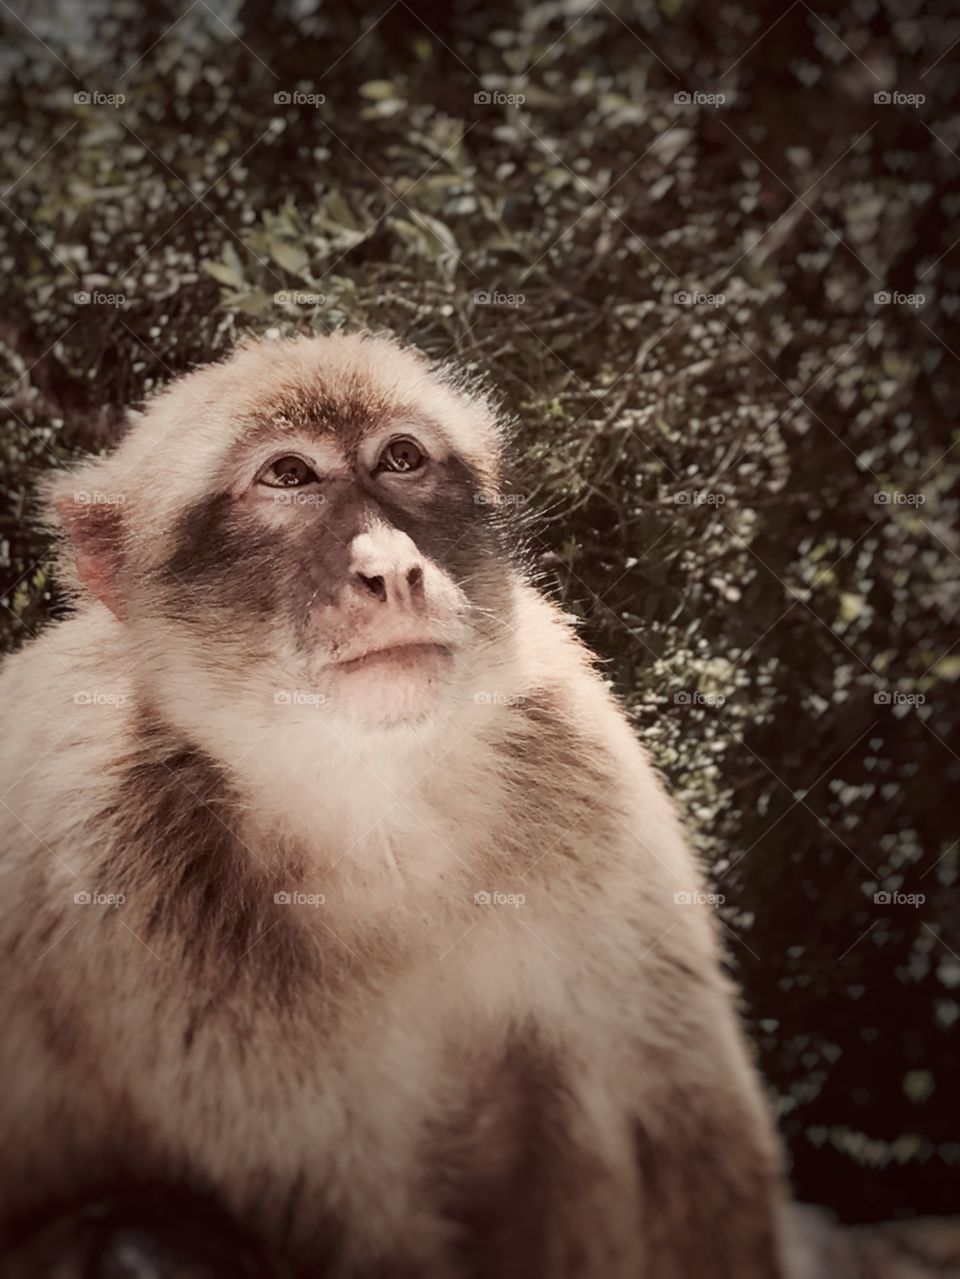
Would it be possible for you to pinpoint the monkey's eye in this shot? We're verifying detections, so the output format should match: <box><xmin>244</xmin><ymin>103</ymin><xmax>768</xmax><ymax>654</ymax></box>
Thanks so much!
<box><xmin>376</xmin><ymin>437</ymin><xmax>426</xmax><ymax>475</ymax></box>
<box><xmin>257</xmin><ymin>455</ymin><xmax>320</xmax><ymax>488</ymax></box>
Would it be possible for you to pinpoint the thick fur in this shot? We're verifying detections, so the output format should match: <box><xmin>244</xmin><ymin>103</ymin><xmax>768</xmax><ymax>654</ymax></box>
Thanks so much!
<box><xmin>0</xmin><ymin>333</ymin><xmax>791</xmax><ymax>1276</ymax></box>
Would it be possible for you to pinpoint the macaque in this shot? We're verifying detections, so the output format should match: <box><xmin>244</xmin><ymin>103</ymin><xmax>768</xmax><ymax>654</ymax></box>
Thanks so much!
<box><xmin>0</xmin><ymin>333</ymin><xmax>794</xmax><ymax>1277</ymax></box>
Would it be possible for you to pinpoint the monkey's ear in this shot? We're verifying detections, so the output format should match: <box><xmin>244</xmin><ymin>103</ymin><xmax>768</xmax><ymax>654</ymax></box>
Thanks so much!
<box><xmin>47</xmin><ymin>478</ymin><xmax>127</xmax><ymax>620</ymax></box>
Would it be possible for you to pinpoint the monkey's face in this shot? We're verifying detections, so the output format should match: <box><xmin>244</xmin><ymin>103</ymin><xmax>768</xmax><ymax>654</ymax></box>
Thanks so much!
<box><xmin>159</xmin><ymin>410</ymin><xmax>512</xmax><ymax>733</ymax></box>
<box><xmin>55</xmin><ymin>336</ymin><xmax>517</xmax><ymax>738</ymax></box>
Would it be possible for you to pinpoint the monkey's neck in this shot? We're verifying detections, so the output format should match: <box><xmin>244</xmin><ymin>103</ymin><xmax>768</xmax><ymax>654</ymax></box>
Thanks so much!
<box><xmin>133</xmin><ymin>698</ymin><xmax>503</xmax><ymax>895</ymax></box>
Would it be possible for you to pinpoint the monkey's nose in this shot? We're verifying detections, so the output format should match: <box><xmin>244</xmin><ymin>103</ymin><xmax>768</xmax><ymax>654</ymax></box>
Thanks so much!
<box><xmin>357</xmin><ymin>573</ymin><xmax>387</xmax><ymax>602</ymax></box>
<box><xmin>349</xmin><ymin>530</ymin><xmax>427</xmax><ymax>608</ymax></box>
<box><xmin>355</xmin><ymin>563</ymin><xmax>424</xmax><ymax>606</ymax></box>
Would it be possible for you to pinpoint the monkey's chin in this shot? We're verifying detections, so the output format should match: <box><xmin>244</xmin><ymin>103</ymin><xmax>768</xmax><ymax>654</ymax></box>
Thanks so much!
<box><xmin>324</xmin><ymin>642</ymin><xmax>455</xmax><ymax>729</ymax></box>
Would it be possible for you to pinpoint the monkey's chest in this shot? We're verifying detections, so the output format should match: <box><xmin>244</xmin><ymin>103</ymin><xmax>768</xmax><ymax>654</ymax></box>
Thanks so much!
<box><xmin>118</xmin><ymin>962</ymin><xmax>538</xmax><ymax>1269</ymax></box>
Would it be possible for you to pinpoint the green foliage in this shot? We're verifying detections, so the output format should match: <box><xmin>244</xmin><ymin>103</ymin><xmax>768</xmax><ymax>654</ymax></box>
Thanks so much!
<box><xmin>1</xmin><ymin>0</ymin><xmax>957</xmax><ymax>1223</ymax></box>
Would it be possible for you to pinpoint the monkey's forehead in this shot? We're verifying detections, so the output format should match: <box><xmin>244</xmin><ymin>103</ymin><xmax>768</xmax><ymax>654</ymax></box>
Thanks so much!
<box><xmin>157</xmin><ymin>334</ymin><xmax>501</xmax><ymax>466</ymax></box>
<box><xmin>236</xmin><ymin>391</ymin><xmax>432</xmax><ymax>456</ymax></box>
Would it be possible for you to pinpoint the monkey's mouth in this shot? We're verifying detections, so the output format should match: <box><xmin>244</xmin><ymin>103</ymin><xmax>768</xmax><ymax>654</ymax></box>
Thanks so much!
<box><xmin>330</xmin><ymin>641</ymin><xmax>454</xmax><ymax>675</ymax></box>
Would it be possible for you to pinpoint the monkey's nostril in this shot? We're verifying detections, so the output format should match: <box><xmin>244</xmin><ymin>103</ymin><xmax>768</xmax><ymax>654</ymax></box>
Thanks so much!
<box><xmin>407</xmin><ymin>565</ymin><xmax>424</xmax><ymax>593</ymax></box>
<box><xmin>358</xmin><ymin>573</ymin><xmax>387</xmax><ymax>602</ymax></box>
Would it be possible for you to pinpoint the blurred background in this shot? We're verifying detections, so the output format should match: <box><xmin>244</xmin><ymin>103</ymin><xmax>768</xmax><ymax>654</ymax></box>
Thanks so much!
<box><xmin>1</xmin><ymin>0</ymin><xmax>958</xmax><ymax>1230</ymax></box>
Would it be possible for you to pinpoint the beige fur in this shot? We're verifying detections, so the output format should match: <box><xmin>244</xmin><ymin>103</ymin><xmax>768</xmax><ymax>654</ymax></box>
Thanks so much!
<box><xmin>0</xmin><ymin>333</ymin><xmax>791</xmax><ymax>1276</ymax></box>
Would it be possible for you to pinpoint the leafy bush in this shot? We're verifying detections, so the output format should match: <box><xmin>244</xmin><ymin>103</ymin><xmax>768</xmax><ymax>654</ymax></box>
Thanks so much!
<box><xmin>1</xmin><ymin>0</ymin><xmax>957</xmax><ymax>1222</ymax></box>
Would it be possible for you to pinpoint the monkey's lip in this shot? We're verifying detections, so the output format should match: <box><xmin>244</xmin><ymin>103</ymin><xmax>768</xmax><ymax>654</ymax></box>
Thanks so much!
<box><xmin>330</xmin><ymin>641</ymin><xmax>454</xmax><ymax>675</ymax></box>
